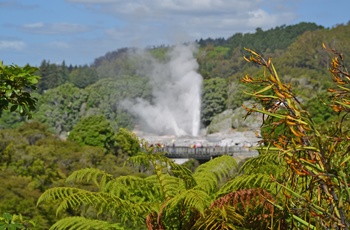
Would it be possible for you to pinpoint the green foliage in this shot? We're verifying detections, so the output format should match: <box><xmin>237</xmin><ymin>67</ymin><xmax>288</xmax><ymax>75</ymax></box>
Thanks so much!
<box><xmin>114</xmin><ymin>128</ymin><xmax>141</xmax><ymax>156</ymax></box>
<box><xmin>69</xmin><ymin>66</ymin><xmax>99</xmax><ymax>88</ymax></box>
<box><xmin>0</xmin><ymin>122</ymin><xmax>137</xmax><ymax>229</ymax></box>
<box><xmin>305</xmin><ymin>93</ymin><xmax>338</xmax><ymax>125</ymax></box>
<box><xmin>93</xmin><ymin>48</ymin><xmax>137</xmax><ymax>79</ymax></box>
<box><xmin>181</xmin><ymin>159</ymin><xmax>200</xmax><ymax>172</ymax></box>
<box><xmin>0</xmin><ymin>212</ymin><xmax>35</xmax><ymax>230</ymax></box>
<box><xmin>34</xmin><ymin>83</ymin><xmax>88</xmax><ymax>134</ymax></box>
<box><xmin>39</xmin><ymin>134</ymin><xmax>240</xmax><ymax>229</ymax></box>
<box><xmin>0</xmin><ymin>62</ymin><xmax>39</xmax><ymax>118</ymax></box>
<box><xmin>148</xmin><ymin>46</ymin><xmax>169</xmax><ymax>61</ymax></box>
<box><xmin>68</xmin><ymin>115</ymin><xmax>115</xmax><ymax>150</ymax></box>
<box><xmin>50</xmin><ymin>217</ymin><xmax>124</xmax><ymax>230</ymax></box>
<box><xmin>36</xmin><ymin>60</ymin><xmax>69</xmax><ymax>93</ymax></box>
<box><xmin>0</xmin><ymin>109</ymin><xmax>26</xmax><ymax>129</ymax></box>
<box><xmin>193</xmin><ymin>155</ymin><xmax>237</xmax><ymax>194</ymax></box>
<box><xmin>201</xmin><ymin>77</ymin><xmax>228</xmax><ymax>126</ymax></box>
<box><xmin>84</xmin><ymin>76</ymin><xmax>151</xmax><ymax>130</ymax></box>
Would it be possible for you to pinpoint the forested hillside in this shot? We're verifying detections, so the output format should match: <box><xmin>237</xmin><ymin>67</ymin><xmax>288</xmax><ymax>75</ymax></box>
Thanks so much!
<box><xmin>2</xmin><ymin>21</ymin><xmax>350</xmax><ymax>135</ymax></box>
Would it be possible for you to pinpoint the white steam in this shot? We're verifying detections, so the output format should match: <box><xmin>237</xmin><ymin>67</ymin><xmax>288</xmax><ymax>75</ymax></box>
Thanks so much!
<box><xmin>122</xmin><ymin>43</ymin><xmax>203</xmax><ymax>136</ymax></box>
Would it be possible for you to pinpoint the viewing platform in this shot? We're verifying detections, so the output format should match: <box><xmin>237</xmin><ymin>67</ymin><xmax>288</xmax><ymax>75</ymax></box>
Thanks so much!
<box><xmin>154</xmin><ymin>145</ymin><xmax>258</xmax><ymax>161</ymax></box>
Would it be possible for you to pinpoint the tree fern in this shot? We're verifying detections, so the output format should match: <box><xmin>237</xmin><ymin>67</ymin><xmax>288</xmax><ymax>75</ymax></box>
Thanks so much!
<box><xmin>168</xmin><ymin>160</ymin><xmax>197</xmax><ymax>189</ymax></box>
<box><xmin>65</xmin><ymin>168</ymin><xmax>113</xmax><ymax>189</ymax></box>
<box><xmin>239</xmin><ymin>151</ymin><xmax>285</xmax><ymax>175</ymax></box>
<box><xmin>163</xmin><ymin>189</ymin><xmax>211</xmax><ymax>216</ymax></box>
<box><xmin>148</xmin><ymin>189</ymin><xmax>211</xmax><ymax>230</ymax></box>
<box><xmin>217</xmin><ymin>174</ymin><xmax>275</xmax><ymax>197</ymax></box>
<box><xmin>151</xmin><ymin>156</ymin><xmax>238</xmax><ymax>229</ymax></box>
<box><xmin>102</xmin><ymin>175</ymin><xmax>161</xmax><ymax>203</ymax></box>
<box><xmin>49</xmin><ymin>216</ymin><xmax>124</xmax><ymax>230</ymax></box>
<box><xmin>193</xmin><ymin>155</ymin><xmax>237</xmax><ymax>194</ymax></box>
<box><xmin>37</xmin><ymin>187</ymin><xmax>151</xmax><ymax>222</ymax></box>
<box><xmin>127</xmin><ymin>151</ymin><xmax>190</xmax><ymax>200</ymax></box>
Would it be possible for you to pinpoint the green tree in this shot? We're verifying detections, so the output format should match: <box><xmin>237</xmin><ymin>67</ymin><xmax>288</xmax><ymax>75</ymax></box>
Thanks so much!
<box><xmin>36</xmin><ymin>60</ymin><xmax>68</xmax><ymax>93</ymax></box>
<box><xmin>34</xmin><ymin>83</ymin><xmax>88</xmax><ymax>135</ymax></box>
<box><xmin>68</xmin><ymin>115</ymin><xmax>115</xmax><ymax>150</ymax></box>
<box><xmin>201</xmin><ymin>77</ymin><xmax>228</xmax><ymax>126</ymax></box>
<box><xmin>69</xmin><ymin>66</ymin><xmax>99</xmax><ymax>88</ymax></box>
<box><xmin>0</xmin><ymin>62</ymin><xmax>39</xmax><ymax>118</ymax></box>
<box><xmin>113</xmin><ymin>128</ymin><xmax>141</xmax><ymax>156</ymax></box>
<box><xmin>0</xmin><ymin>62</ymin><xmax>42</xmax><ymax>229</ymax></box>
<box><xmin>305</xmin><ymin>93</ymin><xmax>338</xmax><ymax>125</ymax></box>
<box><xmin>84</xmin><ymin>76</ymin><xmax>151</xmax><ymax>130</ymax></box>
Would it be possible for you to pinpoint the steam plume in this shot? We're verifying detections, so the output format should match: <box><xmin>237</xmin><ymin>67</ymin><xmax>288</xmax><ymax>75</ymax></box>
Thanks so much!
<box><xmin>122</xmin><ymin>43</ymin><xmax>202</xmax><ymax>136</ymax></box>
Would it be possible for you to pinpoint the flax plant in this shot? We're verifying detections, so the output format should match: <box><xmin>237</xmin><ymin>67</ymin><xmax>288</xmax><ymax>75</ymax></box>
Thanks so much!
<box><xmin>240</xmin><ymin>46</ymin><xmax>350</xmax><ymax>229</ymax></box>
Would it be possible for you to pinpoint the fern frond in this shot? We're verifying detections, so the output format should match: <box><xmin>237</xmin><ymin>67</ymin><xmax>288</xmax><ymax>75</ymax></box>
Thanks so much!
<box><xmin>125</xmin><ymin>151</ymin><xmax>170</xmax><ymax>168</ymax></box>
<box><xmin>103</xmin><ymin>175</ymin><xmax>162</xmax><ymax>203</ymax></box>
<box><xmin>191</xmin><ymin>205</ymin><xmax>243</xmax><ymax>230</ymax></box>
<box><xmin>193</xmin><ymin>155</ymin><xmax>237</xmax><ymax>194</ymax></box>
<box><xmin>124</xmin><ymin>152</ymin><xmax>153</xmax><ymax>168</ymax></box>
<box><xmin>50</xmin><ymin>216</ymin><xmax>124</xmax><ymax>230</ymax></box>
<box><xmin>168</xmin><ymin>160</ymin><xmax>197</xmax><ymax>189</ymax></box>
<box><xmin>217</xmin><ymin>173</ymin><xmax>275</xmax><ymax>197</ymax></box>
<box><xmin>65</xmin><ymin>168</ymin><xmax>113</xmax><ymax>189</ymax></box>
<box><xmin>240</xmin><ymin>151</ymin><xmax>285</xmax><ymax>175</ymax></box>
<box><xmin>164</xmin><ymin>188</ymin><xmax>211</xmax><ymax>216</ymax></box>
<box><xmin>37</xmin><ymin>187</ymin><xmax>151</xmax><ymax>218</ymax></box>
<box><xmin>155</xmin><ymin>172</ymin><xmax>186</xmax><ymax>200</ymax></box>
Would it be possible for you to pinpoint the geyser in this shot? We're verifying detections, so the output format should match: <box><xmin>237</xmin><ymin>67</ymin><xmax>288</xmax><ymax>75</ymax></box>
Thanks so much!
<box><xmin>122</xmin><ymin>43</ymin><xmax>203</xmax><ymax>136</ymax></box>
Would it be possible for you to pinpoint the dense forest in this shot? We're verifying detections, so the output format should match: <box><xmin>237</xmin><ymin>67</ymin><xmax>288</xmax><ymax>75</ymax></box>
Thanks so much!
<box><xmin>1</xmin><ymin>21</ymin><xmax>350</xmax><ymax>229</ymax></box>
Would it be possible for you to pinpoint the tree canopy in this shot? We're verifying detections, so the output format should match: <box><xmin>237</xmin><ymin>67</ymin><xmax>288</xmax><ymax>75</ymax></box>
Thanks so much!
<box><xmin>0</xmin><ymin>62</ymin><xmax>39</xmax><ymax>118</ymax></box>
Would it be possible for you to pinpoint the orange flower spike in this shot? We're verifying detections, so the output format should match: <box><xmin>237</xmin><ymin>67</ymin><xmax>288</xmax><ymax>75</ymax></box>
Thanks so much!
<box><xmin>273</xmin><ymin>141</ymin><xmax>283</xmax><ymax>150</ymax></box>
<box><xmin>241</xmin><ymin>74</ymin><xmax>253</xmax><ymax>83</ymax></box>
<box><xmin>331</xmin><ymin>57</ymin><xmax>340</xmax><ymax>68</ymax></box>
<box><xmin>283</xmin><ymin>189</ymin><xmax>292</xmax><ymax>199</ymax></box>
<box><xmin>290</xmin><ymin>126</ymin><xmax>303</xmax><ymax>137</ymax></box>
<box><xmin>327</xmin><ymin>88</ymin><xmax>337</xmax><ymax>93</ymax></box>
<box><xmin>274</xmin><ymin>90</ymin><xmax>286</xmax><ymax>99</ymax></box>
<box><xmin>267</xmin><ymin>58</ymin><xmax>272</xmax><ymax>67</ymax></box>
<box><xmin>243</xmin><ymin>55</ymin><xmax>251</xmax><ymax>63</ymax></box>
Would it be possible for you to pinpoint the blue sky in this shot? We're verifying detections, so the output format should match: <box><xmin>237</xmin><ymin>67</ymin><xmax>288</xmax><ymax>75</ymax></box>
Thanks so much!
<box><xmin>1</xmin><ymin>0</ymin><xmax>349</xmax><ymax>66</ymax></box>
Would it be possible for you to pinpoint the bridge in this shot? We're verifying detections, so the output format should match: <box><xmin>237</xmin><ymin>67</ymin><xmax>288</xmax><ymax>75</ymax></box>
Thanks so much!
<box><xmin>155</xmin><ymin>146</ymin><xmax>258</xmax><ymax>162</ymax></box>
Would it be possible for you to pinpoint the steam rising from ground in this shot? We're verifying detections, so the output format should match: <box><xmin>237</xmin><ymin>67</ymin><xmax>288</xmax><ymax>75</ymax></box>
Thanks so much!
<box><xmin>122</xmin><ymin>44</ymin><xmax>203</xmax><ymax>136</ymax></box>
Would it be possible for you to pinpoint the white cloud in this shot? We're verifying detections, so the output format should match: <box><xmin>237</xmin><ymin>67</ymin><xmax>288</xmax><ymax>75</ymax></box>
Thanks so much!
<box><xmin>21</xmin><ymin>22</ymin><xmax>91</xmax><ymax>35</ymax></box>
<box><xmin>66</xmin><ymin>0</ymin><xmax>297</xmax><ymax>40</ymax></box>
<box><xmin>0</xmin><ymin>40</ymin><xmax>25</xmax><ymax>50</ymax></box>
